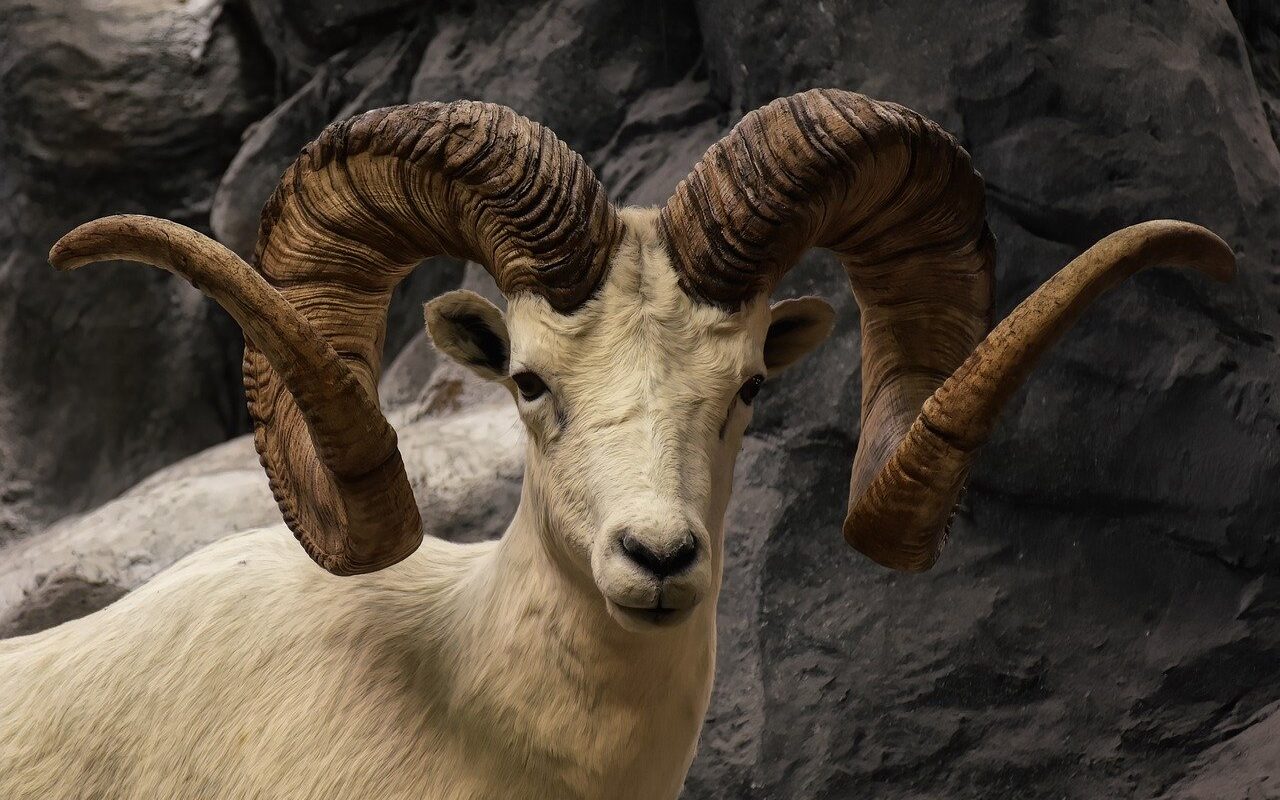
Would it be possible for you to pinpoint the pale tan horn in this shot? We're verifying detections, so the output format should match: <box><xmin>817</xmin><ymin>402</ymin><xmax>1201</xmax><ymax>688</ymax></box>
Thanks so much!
<box><xmin>51</xmin><ymin>101</ymin><xmax>622</xmax><ymax>575</ymax></box>
<box><xmin>660</xmin><ymin>88</ymin><xmax>1234</xmax><ymax>571</ymax></box>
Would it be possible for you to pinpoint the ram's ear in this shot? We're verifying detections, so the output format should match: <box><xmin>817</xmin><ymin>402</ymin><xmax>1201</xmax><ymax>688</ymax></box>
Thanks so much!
<box><xmin>764</xmin><ymin>296</ymin><xmax>835</xmax><ymax>376</ymax></box>
<box><xmin>425</xmin><ymin>290</ymin><xmax>510</xmax><ymax>381</ymax></box>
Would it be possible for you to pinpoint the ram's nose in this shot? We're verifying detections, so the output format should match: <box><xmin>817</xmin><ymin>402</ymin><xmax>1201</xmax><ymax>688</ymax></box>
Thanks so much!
<box><xmin>618</xmin><ymin>530</ymin><xmax>699</xmax><ymax>579</ymax></box>
<box><xmin>594</xmin><ymin>507</ymin><xmax>714</xmax><ymax>632</ymax></box>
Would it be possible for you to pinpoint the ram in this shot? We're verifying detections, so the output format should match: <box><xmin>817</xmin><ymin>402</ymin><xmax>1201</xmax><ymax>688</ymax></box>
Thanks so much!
<box><xmin>0</xmin><ymin>90</ymin><xmax>1233</xmax><ymax>799</ymax></box>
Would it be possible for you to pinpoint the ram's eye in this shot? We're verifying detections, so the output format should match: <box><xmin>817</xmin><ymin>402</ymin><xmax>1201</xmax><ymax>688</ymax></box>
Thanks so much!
<box><xmin>512</xmin><ymin>371</ymin><xmax>548</xmax><ymax>401</ymax></box>
<box><xmin>738</xmin><ymin>374</ymin><xmax>765</xmax><ymax>405</ymax></box>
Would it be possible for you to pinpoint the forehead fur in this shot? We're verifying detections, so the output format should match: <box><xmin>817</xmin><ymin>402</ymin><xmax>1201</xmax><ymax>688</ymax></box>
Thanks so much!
<box><xmin>505</xmin><ymin>207</ymin><xmax>771</xmax><ymax>377</ymax></box>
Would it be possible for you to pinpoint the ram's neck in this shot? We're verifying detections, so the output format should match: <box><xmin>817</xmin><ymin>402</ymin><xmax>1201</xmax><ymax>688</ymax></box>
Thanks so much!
<box><xmin>442</xmin><ymin>481</ymin><xmax>717</xmax><ymax>797</ymax></box>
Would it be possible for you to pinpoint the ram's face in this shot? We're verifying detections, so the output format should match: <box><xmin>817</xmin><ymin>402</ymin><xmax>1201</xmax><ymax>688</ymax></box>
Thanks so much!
<box><xmin>427</xmin><ymin>208</ymin><xmax>832</xmax><ymax>632</ymax></box>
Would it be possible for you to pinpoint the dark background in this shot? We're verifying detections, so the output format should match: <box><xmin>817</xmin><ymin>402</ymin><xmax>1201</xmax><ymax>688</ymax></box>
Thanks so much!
<box><xmin>2</xmin><ymin>1</ymin><xmax>1279</xmax><ymax>797</ymax></box>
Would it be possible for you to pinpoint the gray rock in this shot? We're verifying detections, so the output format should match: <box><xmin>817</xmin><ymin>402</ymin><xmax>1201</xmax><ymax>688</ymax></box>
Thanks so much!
<box><xmin>1161</xmin><ymin>698</ymin><xmax>1280</xmax><ymax>799</ymax></box>
<box><xmin>408</xmin><ymin>0</ymin><xmax>703</xmax><ymax>164</ymax></box>
<box><xmin>0</xmin><ymin>572</ymin><xmax>129</xmax><ymax>640</ymax></box>
<box><xmin>0</xmin><ymin>0</ymin><xmax>273</xmax><ymax>541</ymax></box>
<box><xmin>1231</xmin><ymin>0</ymin><xmax>1280</xmax><ymax>149</ymax></box>
<box><xmin>239</xmin><ymin>0</ymin><xmax>426</xmax><ymax>91</ymax></box>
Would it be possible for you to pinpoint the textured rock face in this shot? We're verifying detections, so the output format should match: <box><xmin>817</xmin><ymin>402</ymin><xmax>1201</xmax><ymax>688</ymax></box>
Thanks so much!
<box><xmin>0</xmin><ymin>0</ymin><xmax>273</xmax><ymax>540</ymax></box>
<box><xmin>2</xmin><ymin>1</ymin><xmax>1278</xmax><ymax>797</ymax></box>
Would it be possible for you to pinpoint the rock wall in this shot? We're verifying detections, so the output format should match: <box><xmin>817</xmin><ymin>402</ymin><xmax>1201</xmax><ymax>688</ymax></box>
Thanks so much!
<box><xmin>2</xmin><ymin>1</ymin><xmax>1278</xmax><ymax>797</ymax></box>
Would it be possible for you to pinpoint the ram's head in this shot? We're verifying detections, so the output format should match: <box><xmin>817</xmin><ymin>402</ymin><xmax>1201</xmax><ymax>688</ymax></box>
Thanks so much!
<box><xmin>50</xmin><ymin>91</ymin><xmax>1233</xmax><ymax>632</ymax></box>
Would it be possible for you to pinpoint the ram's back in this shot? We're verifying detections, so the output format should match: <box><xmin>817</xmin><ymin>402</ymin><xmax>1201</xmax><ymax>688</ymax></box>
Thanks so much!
<box><xmin>0</xmin><ymin>526</ymin><xmax>492</xmax><ymax>799</ymax></box>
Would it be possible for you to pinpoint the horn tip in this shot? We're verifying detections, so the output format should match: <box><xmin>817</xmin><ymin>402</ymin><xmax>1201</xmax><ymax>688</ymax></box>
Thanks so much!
<box><xmin>1180</xmin><ymin>221</ymin><xmax>1236</xmax><ymax>283</ymax></box>
<box><xmin>1137</xmin><ymin>219</ymin><xmax>1237</xmax><ymax>283</ymax></box>
<box><xmin>49</xmin><ymin>214</ymin><xmax>151</xmax><ymax>272</ymax></box>
<box><xmin>49</xmin><ymin>232</ymin><xmax>91</xmax><ymax>272</ymax></box>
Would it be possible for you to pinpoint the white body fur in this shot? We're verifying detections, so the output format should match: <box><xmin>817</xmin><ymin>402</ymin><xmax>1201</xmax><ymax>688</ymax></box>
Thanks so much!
<box><xmin>0</xmin><ymin>210</ymin><xmax>831</xmax><ymax>799</ymax></box>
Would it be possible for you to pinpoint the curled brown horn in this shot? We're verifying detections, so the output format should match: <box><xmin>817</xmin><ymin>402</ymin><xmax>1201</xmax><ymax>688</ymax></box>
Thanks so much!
<box><xmin>51</xmin><ymin>101</ymin><xmax>622</xmax><ymax>575</ymax></box>
<box><xmin>660</xmin><ymin>88</ymin><xmax>1235</xmax><ymax>571</ymax></box>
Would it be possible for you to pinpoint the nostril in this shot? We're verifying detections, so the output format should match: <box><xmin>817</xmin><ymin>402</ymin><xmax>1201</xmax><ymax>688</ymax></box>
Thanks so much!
<box><xmin>667</xmin><ymin>533</ymin><xmax>698</xmax><ymax>573</ymax></box>
<box><xmin>620</xmin><ymin>531</ymin><xmax>699</xmax><ymax>578</ymax></box>
<box><xmin>620</xmin><ymin>533</ymin><xmax>659</xmax><ymax>573</ymax></box>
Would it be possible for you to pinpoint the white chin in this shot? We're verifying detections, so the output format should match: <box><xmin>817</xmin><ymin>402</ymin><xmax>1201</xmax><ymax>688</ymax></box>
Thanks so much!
<box><xmin>605</xmin><ymin>598</ymin><xmax>696</xmax><ymax>632</ymax></box>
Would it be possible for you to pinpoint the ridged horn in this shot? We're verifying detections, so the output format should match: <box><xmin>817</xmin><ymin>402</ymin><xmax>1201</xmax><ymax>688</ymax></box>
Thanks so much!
<box><xmin>51</xmin><ymin>100</ymin><xmax>622</xmax><ymax>575</ymax></box>
<box><xmin>660</xmin><ymin>88</ymin><xmax>1234</xmax><ymax>571</ymax></box>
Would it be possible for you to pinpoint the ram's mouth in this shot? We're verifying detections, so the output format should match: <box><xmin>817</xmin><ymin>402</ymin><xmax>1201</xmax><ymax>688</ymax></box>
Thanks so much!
<box><xmin>605</xmin><ymin>598</ymin><xmax>695</xmax><ymax>631</ymax></box>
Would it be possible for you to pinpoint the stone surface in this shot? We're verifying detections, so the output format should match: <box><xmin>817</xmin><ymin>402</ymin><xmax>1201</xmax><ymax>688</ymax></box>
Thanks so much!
<box><xmin>407</xmin><ymin>0</ymin><xmax>702</xmax><ymax>163</ymax></box>
<box><xmin>0</xmin><ymin>0</ymin><xmax>274</xmax><ymax>541</ymax></box>
<box><xmin>2</xmin><ymin>1</ymin><xmax>1279</xmax><ymax>797</ymax></box>
<box><xmin>0</xmin><ymin>572</ymin><xmax>130</xmax><ymax>641</ymax></box>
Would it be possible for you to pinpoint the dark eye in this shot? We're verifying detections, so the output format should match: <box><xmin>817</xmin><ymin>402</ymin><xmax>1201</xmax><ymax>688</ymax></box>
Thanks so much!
<box><xmin>512</xmin><ymin>371</ymin><xmax>548</xmax><ymax>401</ymax></box>
<box><xmin>738</xmin><ymin>374</ymin><xmax>765</xmax><ymax>405</ymax></box>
